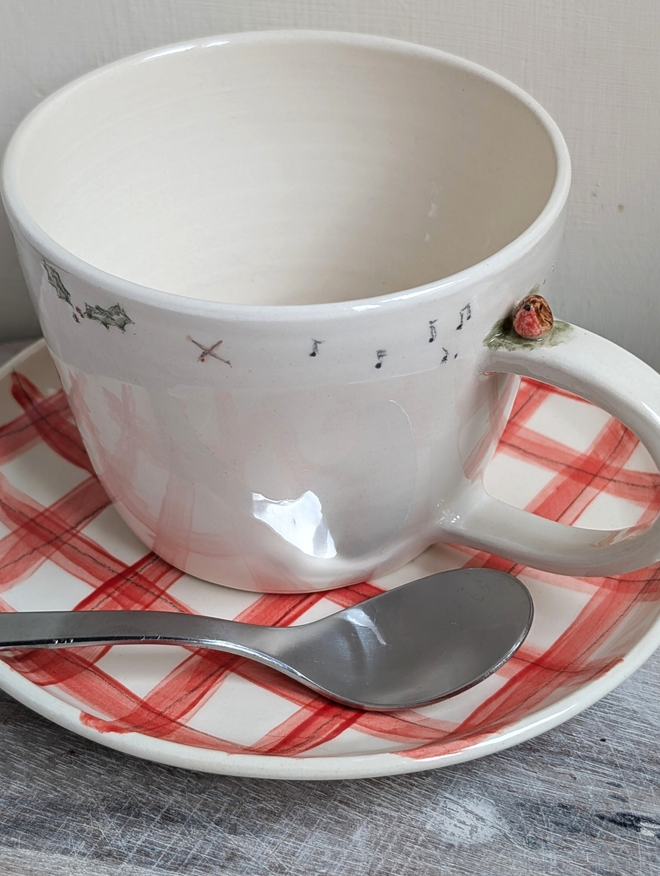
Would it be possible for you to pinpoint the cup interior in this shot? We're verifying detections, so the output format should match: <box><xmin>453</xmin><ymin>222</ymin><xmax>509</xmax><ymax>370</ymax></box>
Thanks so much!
<box><xmin>10</xmin><ymin>35</ymin><xmax>560</xmax><ymax>306</ymax></box>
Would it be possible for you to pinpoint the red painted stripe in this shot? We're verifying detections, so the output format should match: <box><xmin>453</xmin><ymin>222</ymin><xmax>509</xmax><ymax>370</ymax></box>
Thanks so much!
<box><xmin>11</xmin><ymin>373</ymin><xmax>93</xmax><ymax>472</ymax></box>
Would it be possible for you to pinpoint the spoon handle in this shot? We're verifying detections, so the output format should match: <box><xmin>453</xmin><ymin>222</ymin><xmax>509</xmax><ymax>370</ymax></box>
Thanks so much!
<box><xmin>0</xmin><ymin>610</ymin><xmax>291</xmax><ymax>662</ymax></box>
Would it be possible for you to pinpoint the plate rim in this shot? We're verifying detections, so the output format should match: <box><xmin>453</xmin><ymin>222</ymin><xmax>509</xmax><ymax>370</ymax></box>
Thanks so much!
<box><xmin>1</xmin><ymin>339</ymin><xmax>659</xmax><ymax>780</ymax></box>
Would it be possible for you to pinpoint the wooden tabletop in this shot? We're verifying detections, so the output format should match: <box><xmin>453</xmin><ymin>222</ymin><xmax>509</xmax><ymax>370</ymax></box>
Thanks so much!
<box><xmin>1</xmin><ymin>339</ymin><xmax>659</xmax><ymax>876</ymax></box>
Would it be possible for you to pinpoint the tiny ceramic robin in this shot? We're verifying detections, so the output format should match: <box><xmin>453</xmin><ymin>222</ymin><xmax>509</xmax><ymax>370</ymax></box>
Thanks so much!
<box><xmin>512</xmin><ymin>293</ymin><xmax>554</xmax><ymax>339</ymax></box>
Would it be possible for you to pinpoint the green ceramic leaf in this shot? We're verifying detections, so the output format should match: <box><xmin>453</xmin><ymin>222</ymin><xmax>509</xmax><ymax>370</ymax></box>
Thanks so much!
<box><xmin>483</xmin><ymin>319</ymin><xmax>573</xmax><ymax>352</ymax></box>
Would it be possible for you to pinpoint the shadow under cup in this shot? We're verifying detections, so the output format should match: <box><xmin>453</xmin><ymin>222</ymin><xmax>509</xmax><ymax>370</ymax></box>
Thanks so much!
<box><xmin>10</xmin><ymin>34</ymin><xmax>558</xmax><ymax>307</ymax></box>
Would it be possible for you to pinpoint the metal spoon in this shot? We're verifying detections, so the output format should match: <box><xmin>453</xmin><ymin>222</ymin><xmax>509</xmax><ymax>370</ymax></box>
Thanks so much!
<box><xmin>0</xmin><ymin>568</ymin><xmax>532</xmax><ymax>711</ymax></box>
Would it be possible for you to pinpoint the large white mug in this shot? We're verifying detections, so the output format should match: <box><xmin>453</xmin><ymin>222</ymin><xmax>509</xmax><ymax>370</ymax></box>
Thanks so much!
<box><xmin>4</xmin><ymin>31</ymin><xmax>660</xmax><ymax>592</ymax></box>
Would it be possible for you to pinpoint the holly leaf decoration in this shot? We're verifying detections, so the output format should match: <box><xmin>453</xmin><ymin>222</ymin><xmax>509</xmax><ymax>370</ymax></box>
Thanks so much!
<box><xmin>83</xmin><ymin>303</ymin><xmax>134</xmax><ymax>331</ymax></box>
<box><xmin>43</xmin><ymin>262</ymin><xmax>72</xmax><ymax>306</ymax></box>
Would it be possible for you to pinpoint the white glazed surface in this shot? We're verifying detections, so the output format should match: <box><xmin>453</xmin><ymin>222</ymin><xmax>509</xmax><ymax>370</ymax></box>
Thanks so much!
<box><xmin>12</xmin><ymin>226</ymin><xmax>544</xmax><ymax>592</ymax></box>
<box><xmin>9</xmin><ymin>35</ymin><xmax>557</xmax><ymax>307</ymax></box>
<box><xmin>6</xmin><ymin>33</ymin><xmax>660</xmax><ymax>592</ymax></box>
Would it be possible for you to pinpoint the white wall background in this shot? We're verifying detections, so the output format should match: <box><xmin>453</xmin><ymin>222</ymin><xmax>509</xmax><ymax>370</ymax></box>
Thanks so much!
<box><xmin>1</xmin><ymin>1</ymin><xmax>660</xmax><ymax>367</ymax></box>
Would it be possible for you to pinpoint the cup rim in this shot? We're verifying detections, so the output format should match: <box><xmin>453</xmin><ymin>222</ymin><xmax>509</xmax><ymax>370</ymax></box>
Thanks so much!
<box><xmin>1</xmin><ymin>29</ymin><xmax>572</xmax><ymax>322</ymax></box>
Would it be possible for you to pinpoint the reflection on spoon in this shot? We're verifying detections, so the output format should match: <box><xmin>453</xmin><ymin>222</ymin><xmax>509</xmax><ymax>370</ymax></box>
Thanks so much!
<box><xmin>344</xmin><ymin>606</ymin><xmax>387</xmax><ymax>645</ymax></box>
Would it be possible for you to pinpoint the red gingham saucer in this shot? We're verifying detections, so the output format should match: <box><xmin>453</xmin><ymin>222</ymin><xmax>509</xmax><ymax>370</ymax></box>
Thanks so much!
<box><xmin>1</xmin><ymin>340</ymin><xmax>659</xmax><ymax>780</ymax></box>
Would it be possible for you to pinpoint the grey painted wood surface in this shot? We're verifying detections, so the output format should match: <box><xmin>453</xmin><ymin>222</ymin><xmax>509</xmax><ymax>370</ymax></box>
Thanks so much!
<box><xmin>0</xmin><ymin>340</ymin><xmax>659</xmax><ymax>876</ymax></box>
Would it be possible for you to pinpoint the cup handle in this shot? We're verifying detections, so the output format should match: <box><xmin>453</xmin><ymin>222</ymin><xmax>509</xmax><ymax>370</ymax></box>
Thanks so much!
<box><xmin>440</xmin><ymin>323</ymin><xmax>660</xmax><ymax>575</ymax></box>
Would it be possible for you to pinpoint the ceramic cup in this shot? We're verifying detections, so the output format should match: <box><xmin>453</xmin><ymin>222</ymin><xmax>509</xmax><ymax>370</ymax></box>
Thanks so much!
<box><xmin>4</xmin><ymin>31</ymin><xmax>660</xmax><ymax>593</ymax></box>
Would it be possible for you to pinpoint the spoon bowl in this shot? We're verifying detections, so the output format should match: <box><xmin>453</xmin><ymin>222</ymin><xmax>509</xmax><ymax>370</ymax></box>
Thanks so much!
<box><xmin>0</xmin><ymin>568</ymin><xmax>532</xmax><ymax>710</ymax></box>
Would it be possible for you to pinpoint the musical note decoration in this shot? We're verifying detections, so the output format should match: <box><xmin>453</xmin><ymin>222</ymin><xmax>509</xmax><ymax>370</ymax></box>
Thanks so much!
<box><xmin>456</xmin><ymin>304</ymin><xmax>472</xmax><ymax>330</ymax></box>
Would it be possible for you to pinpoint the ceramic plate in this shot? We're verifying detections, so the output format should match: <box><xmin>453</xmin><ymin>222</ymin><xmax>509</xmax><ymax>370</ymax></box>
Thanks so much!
<box><xmin>1</xmin><ymin>340</ymin><xmax>660</xmax><ymax>780</ymax></box>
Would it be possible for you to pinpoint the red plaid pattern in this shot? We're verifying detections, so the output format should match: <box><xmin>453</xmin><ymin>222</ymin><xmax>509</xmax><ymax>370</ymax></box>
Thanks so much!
<box><xmin>1</xmin><ymin>344</ymin><xmax>660</xmax><ymax>765</ymax></box>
